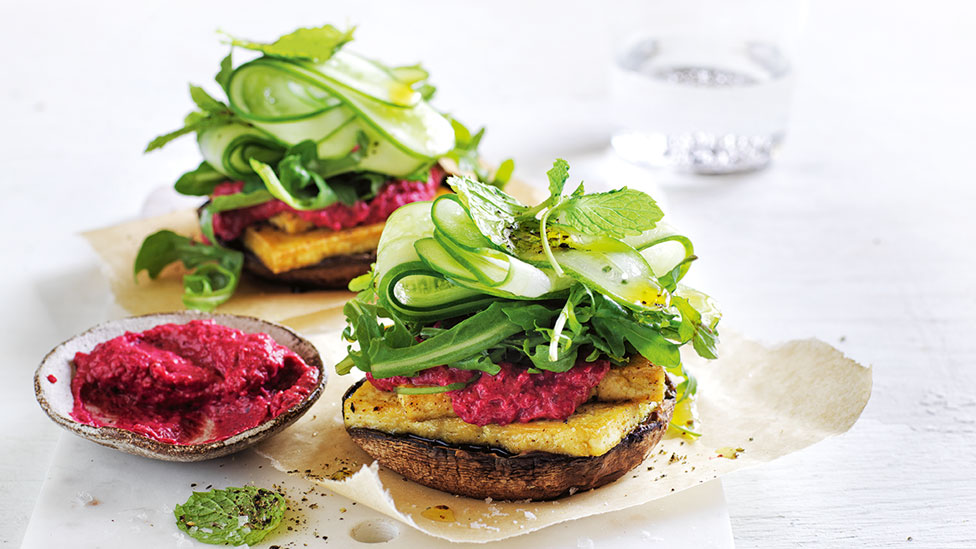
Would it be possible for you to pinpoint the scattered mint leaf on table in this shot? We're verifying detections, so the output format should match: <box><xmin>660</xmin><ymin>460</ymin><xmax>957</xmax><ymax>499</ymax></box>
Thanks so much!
<box><xmin>174</xmin><ymin>486</ymin><xmax>286</xmax><ymax>546</ymax></box>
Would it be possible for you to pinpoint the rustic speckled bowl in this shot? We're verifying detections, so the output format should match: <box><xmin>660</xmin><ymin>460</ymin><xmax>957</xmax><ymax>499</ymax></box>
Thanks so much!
<box><xmin>34</xmin><ymin>311</ymin><xmax>326</xmax><ymax>462</ymax></box>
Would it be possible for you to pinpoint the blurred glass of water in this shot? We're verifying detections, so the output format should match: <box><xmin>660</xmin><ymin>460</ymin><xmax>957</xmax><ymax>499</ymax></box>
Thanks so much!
<box><xmin>609</xmin><ymin>0</ymin><xmax>805</xmax><ymax>175</ymax></box>
<box><xmin>612</xmin><ymin>36</ymin><xmax>793</xmax><ymax>174</ymax></box>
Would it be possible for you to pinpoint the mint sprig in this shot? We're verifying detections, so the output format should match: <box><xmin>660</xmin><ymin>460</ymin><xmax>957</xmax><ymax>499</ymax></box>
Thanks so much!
<box><xmin>174</xmin><ymin>486</ymin><xmax>286</xmax><ymax>546</ymax></box>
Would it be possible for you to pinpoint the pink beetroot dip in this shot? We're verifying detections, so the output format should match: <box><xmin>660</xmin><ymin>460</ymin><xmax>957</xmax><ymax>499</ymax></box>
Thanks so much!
<box><xmin>212</xmin><ymin>166</ymin><xmax>444</xmax><ymax>241</ymax></box>
<box><xmin>70</xmin><ymin>320</ymin><xmax>318</xmax><ymax>445</ymax></box>
<box><xmin>367</xmin><ymin>360</ymin><xmax>611</xmax><ymax>426</ymax></box>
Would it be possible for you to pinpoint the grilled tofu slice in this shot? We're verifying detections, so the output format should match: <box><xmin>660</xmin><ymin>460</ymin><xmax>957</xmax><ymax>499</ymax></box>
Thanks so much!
<box><xmin>345</xmin><ymin>359</ymin><xmax>667</xmax><ymax>457</ymax></box>
<box><xmin>396</xmin><ymin>392</ymin><xmax>456</xmax><ymax>422</ymax></box>
<box><xmin>242</xmin><ymin>222</ymin><xmax>385</xmax><ymax>274</ymax></box>
<box><xmin>594</xmin><ymin>355</ymin><xmax>667</xmax><ymax>403</ymax></box>
<box><xmin>268</xmin><ymin>212</ymin><xmax>315</xmax><ymax>234</ymax></box>
<box><xmin>345</xmin><ymin>382</ymin><xmax>661</xmax><ymax>457</ymax></box>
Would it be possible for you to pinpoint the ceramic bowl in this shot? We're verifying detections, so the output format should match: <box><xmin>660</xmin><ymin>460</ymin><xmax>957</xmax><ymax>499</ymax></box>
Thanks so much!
<box><xmin>34</xmin><ymin>311</ymin><xmax>326</xmax><ymax>462</ymax></box>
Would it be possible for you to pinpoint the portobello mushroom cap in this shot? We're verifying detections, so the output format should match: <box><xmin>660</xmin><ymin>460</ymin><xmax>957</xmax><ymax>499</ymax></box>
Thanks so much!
<box><xmin>237</xmin><ymin>246</ymin><xmax>374</xmax><ymax>290</ymax></box>
<box><xmin>342</xmin><ymin>378</ymin><xmax>677</xmax><ymax>501</ymax></box>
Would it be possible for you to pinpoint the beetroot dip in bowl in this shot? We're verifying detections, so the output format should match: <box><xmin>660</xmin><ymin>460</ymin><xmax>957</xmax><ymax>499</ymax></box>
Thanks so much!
<box><xmin>34</xmin><ymin>312</ymin><xmax>326</xmax><ymax>461</ymax></box>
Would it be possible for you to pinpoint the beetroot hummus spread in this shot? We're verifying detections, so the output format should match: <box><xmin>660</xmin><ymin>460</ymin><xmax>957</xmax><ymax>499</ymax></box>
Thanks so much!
<box><xmin>70</xmin><ymin>320</ymin><xmax>318</xmax><ymax>445</ymax></box>
<box><xmin>368</xmin><ymin>360</ymin><xmax>610</xmax><ymax>426</ymax></box>
<box><xmin>212</xmin><ymin>167</ymin><xmax>444</xmax><ymax>241</ymax></box>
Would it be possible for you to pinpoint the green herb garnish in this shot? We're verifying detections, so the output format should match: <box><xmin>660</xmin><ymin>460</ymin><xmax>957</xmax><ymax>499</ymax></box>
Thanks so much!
<box><xmin>174</xmin><ymin>486</ymin><xmax>285</xmax><ymax>546</ymax></box>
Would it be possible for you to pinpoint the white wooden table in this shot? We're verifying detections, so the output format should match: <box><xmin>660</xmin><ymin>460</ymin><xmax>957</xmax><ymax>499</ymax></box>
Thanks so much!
<box><xmin>3</xmin><ymin>1</ymin><xmax>974</xmax><ymax>546</ymax></box>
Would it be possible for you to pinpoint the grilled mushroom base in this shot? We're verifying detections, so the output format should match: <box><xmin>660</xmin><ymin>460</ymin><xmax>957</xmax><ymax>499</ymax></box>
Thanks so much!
<box><xmin>240</xmin><ymin>248</ymin><xmax>375</xmax><ymax>289</ymax></box>
<box><xmin>343</xmin><ymin>379</ymin><xmax>676</xmax><ymax>501</ymax></box>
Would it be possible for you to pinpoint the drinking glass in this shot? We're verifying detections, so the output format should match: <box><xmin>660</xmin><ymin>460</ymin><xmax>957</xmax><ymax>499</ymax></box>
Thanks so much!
<box><xmin>610</xmin><ymin>0</ymin><xmax>806</xmax><ymax>174</ymax></box>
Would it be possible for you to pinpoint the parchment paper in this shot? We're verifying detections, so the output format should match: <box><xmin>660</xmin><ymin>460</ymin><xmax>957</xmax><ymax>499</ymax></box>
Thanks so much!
<box><xmin>82</xmin><ymin>190</ymin><xmax>871</xmax><ymax>543</ymax></box>
<box><xmin>255</xmin><ymin>329</ymin><xmax>872</xmax><ymax>543</ymax></box>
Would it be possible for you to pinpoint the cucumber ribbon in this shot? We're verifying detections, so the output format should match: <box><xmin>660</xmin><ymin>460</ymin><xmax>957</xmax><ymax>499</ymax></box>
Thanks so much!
<box><xmin>202</xmin><ymin>50</ymin><xmax>455</xmax><ymax>180</ymax></box>
<box><xmin>371</xmin><ymin>191</ymin><xmax>702</xmax><ymax>322</ymax></box>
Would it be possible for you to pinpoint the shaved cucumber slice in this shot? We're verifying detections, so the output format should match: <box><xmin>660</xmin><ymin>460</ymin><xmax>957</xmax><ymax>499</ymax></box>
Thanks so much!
<box><xmin>415</xmin><ymin>237</ymin><xmax>479</xmax><ymax>282</ymax></box>
<box><xmin>553</xmin><ymin>239</ymin><xmax>670</xmax><ymax>311</ymax></box>
<box><xmin>433</xmin><ymin>231</ymin><xmax>510</xmax><ymax>286</ymax></box>
<box><xmin>226</xmin><ymin>56</ymin><xmax>454</xmax><ymax>177</ymax></box>
<box><xmin>430</xmin><ymin>194</ymin><xmax>494</xmax><ymax>251</ymax></box>
<box><xmin>197</xmin><ymin>123</ymin><xmax>283</xmax><ymax>178</ymax></box>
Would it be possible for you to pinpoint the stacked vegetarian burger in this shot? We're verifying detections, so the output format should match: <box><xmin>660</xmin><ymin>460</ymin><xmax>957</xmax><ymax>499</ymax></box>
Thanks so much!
<box><xmin>135</xmin><ymin>25</ymin><xmax>509</xmax><ymax>310</ymax></box>
<box><xmin>338</xmin><ymin>160</ymin><xmax>721</xmax><ymax>500</ymax></box>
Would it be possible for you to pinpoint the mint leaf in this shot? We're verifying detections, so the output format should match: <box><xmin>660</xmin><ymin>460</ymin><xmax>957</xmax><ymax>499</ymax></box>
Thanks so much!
<box><xmin>223</xmin><ymin>25</ymin><xmax>355</xmax><ymax>62</ymax></box>
<box><xmin>551</xmin><ymin>188</ymin><xmax>664</xmax><ymax>238</ymax></box>
<box><xmin>546</xmin><ymin>158</ymin><xmax>570</xmax><ymax>199</ymax></box>
<box><xmin>174</xmin><ymin>486</ymin><xmax>285</xmax><ymax>546</ymax></box>
<box><xmin>447</xmin><ymin>175</ymin><xmax>528</xmax><ymax>251</ymax></box>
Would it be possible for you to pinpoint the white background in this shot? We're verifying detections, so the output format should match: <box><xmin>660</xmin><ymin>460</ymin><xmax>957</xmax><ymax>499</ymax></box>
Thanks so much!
<box><xmin>2</xmin><ymin>1</ymin><xmax>975</xmax><ymax>547</ymax></box>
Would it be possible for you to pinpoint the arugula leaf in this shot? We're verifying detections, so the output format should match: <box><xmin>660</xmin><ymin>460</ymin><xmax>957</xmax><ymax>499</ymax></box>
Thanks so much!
<box><xmin>546</xmin><ymin>158</ymin><xmax>570</xmax><ymax>198</ymax></box>
<box><xmin>444</xmin><ymin>116</ymin><xmax>513</xmax><ymax>188</ymax></box>
<box><xmin>174</xmin><ymin>161</ymin><xmax>226</xmax><ymax>196</ymax></box>
<box><xmin>671</xmin><ymin>292</ymin><xmax>721</xmax><ymax>359</ymax></box>
<box><xmin>365</xmin><ymin>303</ymin><xmax>524</xmax><ymax>378</ymax></box>
<box><xmin>145</xmin><ymin>86</ymin><xmax>238</xmax><ymax>153</ymax></box>
<box><xmin>249</xmin><ymin>140</ymin><xmax>342</xmax><ymax>210</ymax></box>
<box><xmin>329</xmin><ymin>171</ymin><xmax>389</xmax><ymax>206</ymax></box>
<box><xmin>209</xmin><ymin>189</ymin><xmax>274</xmax><ymax>212</ymax></box>
<box><xmin>189</xmin><ymin>85</ymin><xmax>228</xmax><ymax>114</ymax></box>
<box><xmin>222</xmin><ymin>25</ymin><xmax>355</xmax><ymax>62</ymax></box>
<box><xmin>134</xmin><ymin>230</ymin><xmax>242</xmax><ymax>312</ymax></box>
<box><xmin>348</xmin><ymin>272</ymin><xmax>374</xmax><ymax>292</ymax></box>
<box><xmin>174</xmin><ymin>486</ymin><xmax>285</xmax><ymax>546</ymax></box>
<box><xmin>526</xmin><ymin>342</ymin><xmax>579</xmax><ymax>372</ymax></box>
<box><xmin>493</xmin><ymin>158</ymin><xmax>515</xmax><ymax>186</ymax></box>
<box><xmin>215</xmin><ymin>50</ymin><xmax>234</xmax><ymax>90</ymax></box>
<box><xmin>550</xmin><ymin>188</ymin><xmax>664</xmax><ymax>238</ymax></box>
<box><xmin>501</xmin><ymin>304</ymin><xmax>560</xmax><ymax>331</ymax></box>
